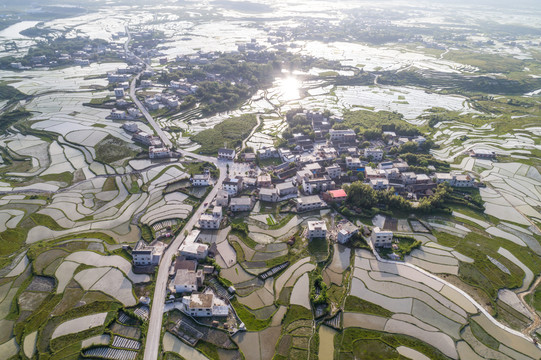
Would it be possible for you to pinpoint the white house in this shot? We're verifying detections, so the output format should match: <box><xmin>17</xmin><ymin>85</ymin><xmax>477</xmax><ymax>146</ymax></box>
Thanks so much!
<box><xmin>229</xmin><ymin>197</ymin><xmax>253</xmax><ymax>212</ymax></box>
<box><xmin>199</xmin><ymin>207</ymin><xmax>222</xmax><ymax>229</ymax></box>
<box><xmin>172</xmin><ymin>269</ymin><xmax>203</xmax><ymax>293</ymax></box>
<box><xmin>122</xmin><ymin>123</ymin><xmax>139</xmax><ymax>133</ymax></box>
<box><xmin>369</xmin><ymin>178</ymin><xmax>389</xmax><ymax>190</ymax></box>
<box><xmin>307</xmin><ymin>221</ymin><xmax>327</xmax><ymax>239</ymax></box>
<box><xmin>179</xmin><ymin>243</ymin><xmax>209</xmax><ymax>260</ymax></box>
<box><xmin>336</xmin><ymin>220</ymin><xmax>359</xmax><ymax>244</ymax></box>
<box><xmin>326</xmin><ymin>165</ymin><xmax>341</xmax><ymax>179</ymax></box>
<box><xmin>364</xmin><ymin>148</ymin><xmax>383</xmax><ymax>161</ymax></box>
<box><xmin>329</xmin><ymin>129</ymin><xmax>356</xmax><ymax>142</ymax></box>
<box><xmin>218</xmin><ymin>148</ymin><xmax>235</xmax><ymax>160</ymax></box>
<box><xmin>345</xmin><ymin>156</ymin><xmax>362</xmax><ymax>170</ymax></box>
<box><xmin>223</xmin><ymin>177</ymin><xmax>243</xmax><ymax>196</ymax></box>
<box><xmin>182</xmin><ymin>293</ymin><xmax>229</xmax><ymax>317</ymax></box>
<box><xmin>296</xmin><ymin>195</ymin><xmax>325</xmax><ymax>212</ymax></box>
<box><xmin>259</xmin><ymin>188</ymin><xmax>279</xmax><ymax>202</ymax></box>
<box><xmin>215</xmin><ymin>190</ymin><xmax>229</xmax><ymax>207</ymax></box>
<box><xmin>192</xmin><ymin>173</ymin><xmax>211</xmax><ymax>186</ymax></box>
<box><xmin>257</xmin><ymin>147</ymin><xmax>279</xmax><ymax>158</ymax></box>
<box><xmin>111</xmin><ymin>109</ymin><xmax>126</xmax><ymax>120</ymax></box>
<box><xmin>435</xmin><ymin>173</ymin><xmax>474</xmax><ymax>187</ymax></box>
<box><xmin>132</xmin><ymin>240</ymin><xmax>165</xmax><ymax>266</ymax></box>
<box><xmin>114</xmin><ymin>88</ymin><xmax>125</xmax><ymax>98</ymax></box>
<box><xmin>276</xmin><ymin>181</ymin><xmax>297</xmax><ymax>197</ymax></box>
<box><xmin>149</xmin><ymin>147</ymin><xmax>171</xmax><ymax>159</ymax></box>
<box><xmin>371</xmin><ymin>227</ymin><xmax>393</xmax><ymax>248</ymax></box>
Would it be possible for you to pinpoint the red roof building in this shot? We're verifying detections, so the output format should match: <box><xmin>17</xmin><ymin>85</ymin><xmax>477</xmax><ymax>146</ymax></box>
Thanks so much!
<box><xmin>323</xmin><ymin>189</ymin><xmax>347</xmax><ymax>203</ymax></box>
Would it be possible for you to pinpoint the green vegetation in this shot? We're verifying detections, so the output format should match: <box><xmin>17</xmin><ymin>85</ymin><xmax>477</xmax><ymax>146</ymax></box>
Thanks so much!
<box><xmin>436</xmin><ymin>231</ymin><xmax>531</xmax><ymax>300</ymax></box>
<box><xmin>0</xmin><ymin>108</ymin><xmax>32</xmax><ymax>133</ymax></box>
<box><xmin>0</xmin><ymin>82</ymin><xmax>27</xmax><ymax>101</ymax></box>
<box><xmin>470</xmin><ymin>319</ymin><xmax>500</xmax><ymax>349</ymax></box>
<box><xmin>282</xmin><ymin>305</ymin><xmax>313</xmax><ymax>327</ymax></box>
<box><xmin>195</xmin><ymin>340</ymin><xmax>220</xmax><ymax>360</ymax></box>
<box><xmin>40</xmin><ymin>171</ymin><xmax>74</xmax><ymax>185</ymax></box>
<box><xmin>344</xmin><ymin>296</ymin><xmax>393</xmax><ymax>317</ymax></box>
<box><xmin>95</xmin><ymin>135</ymin><xmax>139</xmax><ymax>164</ymax></box>
<box><xmin>30</xmin><ymin>213</ymin><xmax>65</xmax><ymax>231</ymax></box>
<box><xmin>230</xmin><ymin>298</ymin><xmax>271</xmax><ymax>331</ymax></box>
<box><xmin>191</xmin><ymin>114</ymin><xmax>257</xmax><ymax>155</ymax></box>
<box><xmin>335</xmin><ymin>328</ymin><xmax>451</xmax><ymax>360</ymax></box>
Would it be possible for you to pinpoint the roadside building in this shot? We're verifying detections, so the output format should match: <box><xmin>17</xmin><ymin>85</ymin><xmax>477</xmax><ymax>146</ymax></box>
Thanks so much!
<box><xmin>371</xmin><ymin>227</ymin><xmax>393</xmax><ymax>248</ymax></box>
<box><xmin>192</xmin><ymin>173</ymin><xmax>211</xmax><ymax>186</ymax></box>
<box><xmin>223</xmin><ymin>177</ymin><xmax>243</xmax><ymax>196</ymax></box>
<box><xmin>229</xmin><ymin>197</ymin><xmax>253</xmax><ymax>212</ymax></box>
<box><xmin>307</xmin><ymin>221</ymin><xmax>327</xmax><ymax>239</ymax></box>
<box><xmin>335</xmin><ymin>220</ymin><xmax>359</xmax><ymax>244</ymax></box>
<box><xmin>218</xmin><ymin>148</ymin><xmax>235</xmax><ymax>160</ymax></box>
<box><xmin>198</xmin><ymin>207</ymin><xmax>222</xmax><ymax>229</ymax></box>
<box><xmin>172</xmin><ymin>269</ymin><xmax>204</xmax><ymax>293</ymax></box>
<box><xmin>296</xmin><ymin>195</ymin><xmax>325</xmax><ymax>212</ymax></box>
<box><xmin>182</xmin><ymin>293</ymin><xmax>229</xmax><ymax>317</ymax></box>
<box><xmin>132</xmin><ymin>240</ymin><xmax>165</xmax><ymax>266</ymax></box>
<box><xmin>215</xmin><ymin>190</ymin><xmax>229</xmax><ymax>207</ymax></box>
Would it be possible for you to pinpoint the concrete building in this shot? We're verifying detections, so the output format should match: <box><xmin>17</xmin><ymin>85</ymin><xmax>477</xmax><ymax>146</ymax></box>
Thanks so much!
<box><xmin>223</xmin><ymin>177</ymin><xmax>243</xmax><ymax>196</ymax></box>
<box><xmin>345</xmin><ymin>156</ymin><xmax>362</xmax><ymax>170</ymax></box>
<box><xmin>257</xmin><ymin>174</ymin><xmax>272</xmax><ymax>188</ymax></box>
<box><xmin>149</xmin><ymin>146</ymin><xmax>171</xmax><ymax>159</ymax></box>
<box><xmin>296</xmin><ymin>195</ymin><xmax>325</xmax><ymax>212</ymax></box>
<box><xmin>215</xmin><ymin>190</ymin><xmax>229</xmax><ymax>207</ymax></box>
<box><xmin>198</xmin><ymin>207</ymin><xmax>222</xmax><ymax>229</ymax></box>
<box><xmin>326</xmin><ymin>165</ymin><xmax>341</xmax><ymax>179</ymax></box>
<box><xmin>259</xmin><ymin>188</ymin><xmax>279</xmax><ymax>202</ymax></box>
<box><xmin>336</xmin><ymin>220</ymin><xmax>359</xmax><ymax>244</ymax></box>
<box><xmin>132</xmin><ymin>240</ymin><xmax>165</xmax><ymax>266</ymax></box>
<box><xmin>229</xmin><ymin>197</ymin><xmax>253</xmax><ymax>212</ymax></box>
<box><xmin>258</xmin><ymin>147</ymin><xmax>279</xmax><ymax>158</ymax></box>
<box><xmin>302</xmin><ymin>175</ymin><xmax>335</xmax><ymax>195</ymax></box>
<box><xmin>114</xmin><ymin>88</ymin><xmax>125</xmax><ymax>98</ymax></box>
<box><xmin>435</xmin><ymin>173</ymin><xmax>475</xmax><ymax>187</ymax></box>
<box><xmin>218</xmin><ymin>148</ymin><xmax>235</xmax><ymax>160</ymax></box>
<box><xmin>182</xmin><ymin>293</ymin><xmax>229</xmax><ymax>317</ymax></box>
<box><xmin>276</xmin><ymin>181</ymin><xmax>297</xmax><ymax>197</ymax></box>
<box><xmin>322</xmin><ymin>189</ymin><xmax>347</xmax><ymax>203</ymax></box>
<box><xmin>371</xmin><ymin>227</ymin><xmax>393</xmax><ymax>248</ymax></box>
<box><xmin>172</xmin><ymin>269</ymin><xmax>203</xmax><ymax>293</ymax></box>
<box><xmin>179</xmin><ymin>243</ymin><xmax>209</xmax><ymax>260</ymax></box>
<box><xmin>307</xmin><ymin>221</ymin><xmax>327</xmax><ymax>239</ymax></box>
<box><xmin>471</xmin><ymin>149</ymin><xmax>496</xmax><ymax>158</ymax></box>
<box><xmin>329</xmin><ymin>129</ymin><xmax>356</xmax><ymax>143</ymax></box>
<box><xmin>370</xmin><ymin>178</ymin><xmax>390</xmax><ymax>190</ymax></box>
<box><xmin>192</xmin><ymin>173</ymin><xmax>211</xmax><ymax>186</ymax></box>
<box><xmin>364</xmin><ymin>148</ymin><xmax>383</xmax><ymax>161</ymax></box>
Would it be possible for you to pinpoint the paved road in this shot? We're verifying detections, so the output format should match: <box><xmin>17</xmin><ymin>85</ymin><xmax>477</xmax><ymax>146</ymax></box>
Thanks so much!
<box><xmin>143</xmin><ymin>163</ymin><xmax>227</xmax><ymax>360</ymax></box>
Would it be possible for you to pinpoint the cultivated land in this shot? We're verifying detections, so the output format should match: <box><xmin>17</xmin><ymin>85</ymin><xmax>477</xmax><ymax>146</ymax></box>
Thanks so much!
<box><xmin>0</xmin><ymin>1</ymin><xmax>541</xmax><ymax>360</ymax></box>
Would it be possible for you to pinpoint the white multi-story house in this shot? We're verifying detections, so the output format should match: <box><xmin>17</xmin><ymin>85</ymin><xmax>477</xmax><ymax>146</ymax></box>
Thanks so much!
<box><xmin>257</xmin><ymin>147</ymin><xmax>279</xmax><ymax>158</ymax></box>
<box><xmin>329</xmin><ymin>129</ymin><xmax>356</xmax><ymax>142</ymax></box>
<box><xmin>182</xmin><ymin>293</ymin><xmax>229</xmax><ymax>317</ymax></box>
<box><xmin>371</xmin><ymin>227</ymin><xmax>393</xmax><ymax>248</ymax></box>
<box><xmin>336</xmin><ymin>220</ymin><xmax>359</xmax><ymax>244</ymax></box>
<box><xmin>345</xmin><ymin>156</ymin><xmax>362</xmax><ymax>170</ymax></box>
<box><xmin>370</xmin><ymin>179</ymin><xmax>389</xmax><ymax>190</ymax></box>
<box><xmin>435</xmin><ymin>173</ymin><xmax>474</xmax><ymax>187</ymax></box>
<box><xmin>179</xmin><ymin>243</ymin><xmax>209</xmax><ymax>260</ymax></box>
<box><xmin>149</xmin><ymin>147</ymin><xmax>171</xmax><ymax>159</ymax></box>
<box><xmin>229</xmin><ymin>197</ymin><xmax>253</xmax><ymax>212</ymax></box>
<box><xmin>218</xmin><ymin>148</ymin><xmax>235</xmax><ymax>160</ymax></box>
<box><xmin>276</xmin><ymin>181</ymin><xmax>297</xmax><ymax>197</ymax></box>
<box><xmin>172</xmin><ymin>269</ymin><xmax>203</xmax><ymax>293</ymax></box>
<box><xmin>307</xmin><ymin>221</ymin><xmax>327</xmax><ymax>239</ymax></box>
<box><xmin>296</xmin><ymin>195</ymin><xmax>325</xmax><ymax>212</ymax></box>
<box><xmin>192</xmin><ymin>173</ymin><xmax>210</xmax><ymax>186</ymax></box>
<box><xmin>132</xmin><ymin>240</ymin><xmax>165</xmax><ymax>266</ymax></box>
<box><xmin>215</xmin><ymin>190</ymin><xmax>229</xmax><ymax>207</ymax></box>
<box><xmin>198</xmin><ymin>207</ymin><xmax>222</xmax><ymax>229</ymax></box>
<box><xmin>110</xmin><ymin>109</ymin><xmax>126</xmax><ymax>120</ymax></box>
<box><xmin>223</xmin><ymin>177</ymin><xmax>243</xmax><ymax>196</ymax></box>
<box><xmin>259</xmin><ymin>188</ymin><xmax>279</xmax><ymax>202</ymax></box>
<box><xmin>364</xmin><ymin>148</ymin><xmax>383</xmax><ymax>161</ymax></box>
<box><xmin>114</xmin><ymin>88</ymin><xmax>125</xmax><ymax>98</ymax></box>
<box><xmin>326</xmin><ymin>165</ymin><xmax>341</xmax><ymax>179</ymax></box>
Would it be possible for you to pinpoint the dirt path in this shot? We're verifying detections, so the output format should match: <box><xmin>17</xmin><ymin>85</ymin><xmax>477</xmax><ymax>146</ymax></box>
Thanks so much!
<box><xmin>518</xmin><ymin>275</ymin><xmax>541</xmax><ymax>338</ymax></box>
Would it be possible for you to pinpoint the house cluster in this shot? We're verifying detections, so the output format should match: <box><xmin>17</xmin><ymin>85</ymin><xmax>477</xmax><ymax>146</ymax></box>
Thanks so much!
<box><xmin>10</xmin><ymin>43</ymin><xmax>110</xmax><ymax>70</ymax></box>
<box><xmin>122</xmin><ymin>122</ymin><xmax>173</xmax><ymax>159</ymax></box>
<box><xmin>168</xmin><ymin>230</ymin><xmax>229</xmax><ymax>318</ymax></box>
<box><xmin>144</xmin><ymin>92</ymin><xmax>181</xmax><ymax>111</ymax></box>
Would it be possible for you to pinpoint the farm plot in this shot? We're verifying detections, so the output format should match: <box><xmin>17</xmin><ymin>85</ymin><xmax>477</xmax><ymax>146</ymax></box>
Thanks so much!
<box><xmin>289</xmin><ymin>273</ymin><xmax>311</xmax><ymax>309</ymax></box>
<box><xmin>51</xmin><ymin>312</ymin><xmax>108</xmax><ymax>339</ymax></box>
<box><xmin>75</xmin><ymin>267</ymin><xmax>137</xmax><ymax>306</ymax></box>
<box><xmin>65</xmin><ymin>251</ymin><xmax>149</xmax><ymax>283</ymax></box>
<box><xmin>162</xmin><ymin>332</ymin><xmax>209</xmax><ymax>360</ymax></box>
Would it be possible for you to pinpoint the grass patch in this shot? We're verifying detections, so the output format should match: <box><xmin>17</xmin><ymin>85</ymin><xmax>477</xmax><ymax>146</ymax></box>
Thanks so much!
<box><xmin>191</xmin><ymin>114</ymin><xmax>257</xmax><ymax>155</ymax></box>
<box><xmin>95</xmin><ymin>135</ymin><xmax>139</xmax><ymax>164</ymax></box>
<box><xmin>0</xmin><ymin>82</ymin><xmax>27</xmax><ymax>101</ymax></box>
<box><xmin>30</xmin><ymin>213</ymin><xmax>65</xmax><ymax>231</ymax></box>
<box><xmin>282</xmin><ymin>305</ymin><xmax>313</xmax><ymax>327</ymax></box>
<box><xmin>470</xmin><ymin>318</ymin><xmax>500</xmax><ymax>349</ymax></box>
<box><xmin>308</xmin><ymin>237</ymin><xmax>329</xmax><ymax>262</ymax></box>
<box><xmin>230</xmin><ymin>297</ymin><xmax>271</xmax><ymax>331</ymax></box>
<box><xmin>40</xmin><ymin>171</ymin><xmax>74</xmax><ymax>185</ymax></box>
<box><xmin>102</xmin><ymin>177</ymin><xmax>118</xmax><ymax>191</ymax></box>
<box><xmin>335</xmin><ymin>327</ymin><xmax>450</xmax><ymax>360</ymax></box>
<box><xmin>344</xmin><ymin>296</ymin><xmax>393</xmax><ymax>318</ymax></box>
<box><xmin>195</xmin><ymin>340</ymin><xmax>220</xmax><ymax>360</ymax></box>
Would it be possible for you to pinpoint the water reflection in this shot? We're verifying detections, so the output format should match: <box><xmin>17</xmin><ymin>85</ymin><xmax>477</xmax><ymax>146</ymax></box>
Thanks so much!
<box><xmin>279</xmin><ymin>77</ymin><xmax>300</xmax><ymax>101</ymax></box>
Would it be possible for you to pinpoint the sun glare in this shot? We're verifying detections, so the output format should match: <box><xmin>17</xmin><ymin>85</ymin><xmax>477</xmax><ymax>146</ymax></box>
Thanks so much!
<box><xmin>279</xmin><ymin>77</ymin><xmax>300</xmax><ymax>101</ymax></box>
